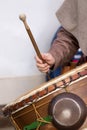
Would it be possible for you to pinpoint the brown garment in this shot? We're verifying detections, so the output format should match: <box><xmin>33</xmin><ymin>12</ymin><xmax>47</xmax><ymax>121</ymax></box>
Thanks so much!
<box><xmin>56</xmin><ymin>0</ymin><xmax>87</xmax><ymax>56</ymax></box>
<box><xmin>49</xmin><ymin>27</ymin><xmax>79</xmax><ymax>70</ymax></box>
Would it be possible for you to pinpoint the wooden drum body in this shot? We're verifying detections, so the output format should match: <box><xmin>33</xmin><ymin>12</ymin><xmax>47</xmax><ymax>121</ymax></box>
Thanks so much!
<box><xmin>2</xmin><ymin>63</ymin><xmax>87</xmax><ymax>130</ymax></box>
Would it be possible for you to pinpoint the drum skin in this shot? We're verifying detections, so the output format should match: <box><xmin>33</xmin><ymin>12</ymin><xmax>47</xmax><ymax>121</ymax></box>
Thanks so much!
<box><xmin>49</xmin><ymin>92</ymin><xmax>87</xmax><ymax>130</ymax></box>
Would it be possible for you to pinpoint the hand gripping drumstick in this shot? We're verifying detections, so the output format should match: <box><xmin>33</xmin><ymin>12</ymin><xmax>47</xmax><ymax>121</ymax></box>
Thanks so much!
<box><xmin>19</xmin><ymin>14</ymin><xmax>50</xmax><ymax>79</ymax></box>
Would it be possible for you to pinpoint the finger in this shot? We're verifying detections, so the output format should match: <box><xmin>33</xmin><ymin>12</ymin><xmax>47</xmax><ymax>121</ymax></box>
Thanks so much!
<box><xmin>36</xmin><ymin>63</ymin><xmax>50</xmax><ymax>72</ymax></box>
<box><xmin>35</xmin><ymin>55</ymin><xmax>43</xmax><ymax>64</ymax></box>
<box><xmin>42</xmin><ymin>53</ymin><xmax>50</xmax><ymax>60</ymax></box>
<box><xmin>39</xmin><ymin>67</ymin><xmax>50</xmax><ymax>73</ymax></box>
<box><xmin>36</xmin><ymin>63</ymin><xmax>50</xmax><ymax>69</ymax></box>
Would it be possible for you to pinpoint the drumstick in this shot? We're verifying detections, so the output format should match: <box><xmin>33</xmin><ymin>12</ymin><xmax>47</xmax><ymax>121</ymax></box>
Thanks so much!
<box><xmin>19</xmin><ymin>14</ymin><xmax>43</xmax><ymax>60</ymax></box>
<box><xmin>19</xmin><ymin>14</ymin><xmax>50</xmax><ymax>79</ymax></box>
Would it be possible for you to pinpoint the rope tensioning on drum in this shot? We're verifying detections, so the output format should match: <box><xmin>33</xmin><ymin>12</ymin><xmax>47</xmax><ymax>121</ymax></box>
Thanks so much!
<box><xmin>32</xmin><ymin>104</ymin><xmax>51</xmax><ymax>130</ymax></box>
<box><xmin>23</xmin><ymin>104</ymin><xmax>52</xmax><ymax>130</ymax></box>
<box><xmin>24</xmin><ymin>116</ymin><xmax>52</xmax><ymax>130</ymax></box>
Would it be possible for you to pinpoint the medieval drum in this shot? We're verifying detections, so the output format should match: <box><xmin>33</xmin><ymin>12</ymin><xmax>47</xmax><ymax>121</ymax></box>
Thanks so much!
<box><xmin>2</xmin><ymin>63</ymin><xmax>87</xmax><ymax>130</ymax></box>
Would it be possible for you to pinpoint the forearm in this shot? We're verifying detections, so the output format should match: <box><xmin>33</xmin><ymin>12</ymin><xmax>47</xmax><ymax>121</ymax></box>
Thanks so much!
<box><xmin>49</xmin><ymin>28</ymin><xmax>79</xmax><ymax>70</ymax></box>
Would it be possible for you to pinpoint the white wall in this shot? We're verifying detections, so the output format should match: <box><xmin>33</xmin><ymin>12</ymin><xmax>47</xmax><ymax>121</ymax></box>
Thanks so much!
<box><xmin>0</xmin><ymin>0</ymin><xmax>64</xmax><ymax>77</ymax></box>
<box><xmin>0</xmin><ymin>0</ymin><xmax>64</xmax><ymax>104</ymax></box>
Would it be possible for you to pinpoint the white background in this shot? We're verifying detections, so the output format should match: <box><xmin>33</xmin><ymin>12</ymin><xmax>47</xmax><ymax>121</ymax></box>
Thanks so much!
<box><xmin>0</xmin><ymin>0</ymin><xmax>64</xmax><ymax>77</ymax></box>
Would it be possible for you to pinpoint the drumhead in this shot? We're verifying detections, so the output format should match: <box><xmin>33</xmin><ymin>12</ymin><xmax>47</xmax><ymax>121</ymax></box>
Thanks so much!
<box><xmin>49</xmin><ymin>92</ymin><xmax>87</xmax><ymax>130</ymax></box>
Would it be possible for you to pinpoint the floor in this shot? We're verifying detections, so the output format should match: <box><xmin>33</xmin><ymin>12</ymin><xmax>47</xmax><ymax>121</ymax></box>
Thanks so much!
<box><xmin>0</xmin><ymin>105</ymin><xmax>15</xmax><ymax>130</ymax></box>
<box><xmin>0</xmin><ymin>117</ymin><xmax>15</xmax><ymax>130</ymax></box>
<box><xmin>1</xmin><ymin>127</ymin><xmax>15</xmax><ymax>130</ymax></box>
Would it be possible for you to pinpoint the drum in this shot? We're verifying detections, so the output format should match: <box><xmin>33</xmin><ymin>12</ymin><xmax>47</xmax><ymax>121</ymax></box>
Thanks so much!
<box><xmin>2</xmin><ymin>63</ymin><xmax>87</xmax><ymax>130</ymax></box>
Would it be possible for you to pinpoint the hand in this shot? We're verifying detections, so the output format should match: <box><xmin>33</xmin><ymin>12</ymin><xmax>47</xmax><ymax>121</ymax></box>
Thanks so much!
<box><xmin>35</xmin><ymin>53</ymin><xmax>55</xmax><ymax>73</ymax></box>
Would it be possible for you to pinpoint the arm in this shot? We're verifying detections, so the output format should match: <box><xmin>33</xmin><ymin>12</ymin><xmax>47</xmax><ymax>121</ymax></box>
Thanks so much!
<box><xmin>35</xmin><ymin>27</ymin><xmax>79</xmax><ymax>73</ymax></box>
<box><xmin>49</xmin><ymin>27</ymin><xmax>79</xmax><ymax>70</ymax></box>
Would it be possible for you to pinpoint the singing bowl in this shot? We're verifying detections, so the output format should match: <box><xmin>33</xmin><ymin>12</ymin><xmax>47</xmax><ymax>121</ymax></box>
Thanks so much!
<box><xmin>49</xmin><ymin>92</ymin><xmax>87</xmax><ymax>130</ymax></box>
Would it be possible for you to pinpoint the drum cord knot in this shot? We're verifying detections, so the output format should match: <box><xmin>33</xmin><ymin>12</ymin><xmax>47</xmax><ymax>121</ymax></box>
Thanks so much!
<box><xmin>32</xmin><ymin>104</ymin><xmax>51</xmax><ymax>130</ymax></box>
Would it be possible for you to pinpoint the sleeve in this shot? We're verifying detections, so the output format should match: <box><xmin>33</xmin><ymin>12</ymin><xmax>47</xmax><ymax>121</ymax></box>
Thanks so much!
<box><xmin>48</xmin><ymin>27</ymin><xmax>79</xmax><ymax>70</ymax></box>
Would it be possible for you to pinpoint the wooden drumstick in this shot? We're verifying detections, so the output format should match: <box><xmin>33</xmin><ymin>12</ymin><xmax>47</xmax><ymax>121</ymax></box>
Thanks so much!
<box><xmin>19</xmin><ymin>14</ymin><xmax>43</xmax><ymax>60</ymax></box>
<box><xmin>19</xmin><ymin>14</ymin><xmax>50</xmax><ymax>79</ymax></box>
